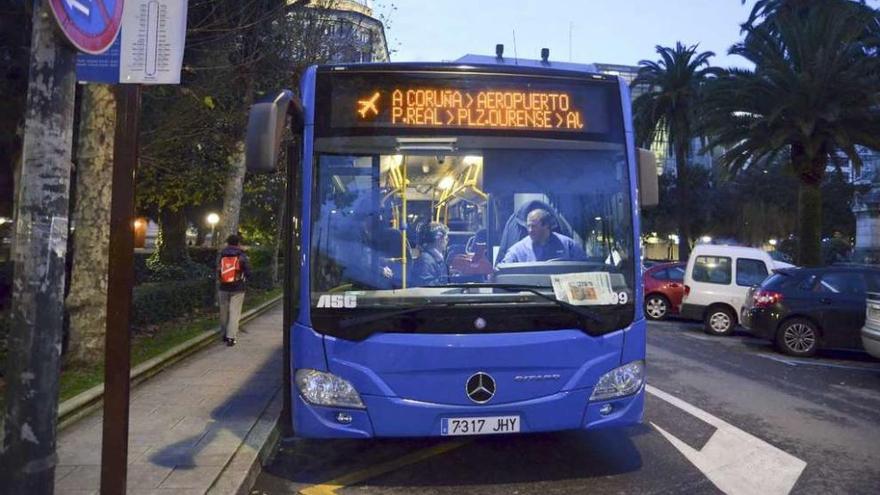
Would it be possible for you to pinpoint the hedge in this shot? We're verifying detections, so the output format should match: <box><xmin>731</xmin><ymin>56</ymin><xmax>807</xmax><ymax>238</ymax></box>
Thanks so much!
<box><xmin>131</xmin><ymin>267</ymin><xmax>280</xmax><ymax>326</ymax></box>
<box><xmin>247</xmin><ymin>266</ymin><xmax>277</xmax><ymax>291</ymax></box>
<box><xmin>134</xmin><ymin>246</ymin><xmax>280</xmax><ymax>285</ymax></box>
<box><xmin>187</xmin><ymin>247</ymin><xmax>218</xmax><ymax>270</ymax></box>
<box><xmin>132</xmin><ymin>278</ymin><xmax>215</xmax><ymax>326</ymax></box>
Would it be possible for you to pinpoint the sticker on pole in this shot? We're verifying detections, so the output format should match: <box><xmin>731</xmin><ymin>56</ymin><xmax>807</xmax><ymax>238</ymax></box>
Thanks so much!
<box><xmin>49</xmin><ymin>0</ymin><xmax>125</xmax><ymax>55</ymax></box>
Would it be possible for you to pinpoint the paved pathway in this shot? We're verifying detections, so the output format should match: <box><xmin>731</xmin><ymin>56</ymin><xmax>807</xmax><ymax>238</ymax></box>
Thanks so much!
<box><xmin>54</xmin><ymin>305</ymin><xmax>283</xmax><ymax>495</ymax></box>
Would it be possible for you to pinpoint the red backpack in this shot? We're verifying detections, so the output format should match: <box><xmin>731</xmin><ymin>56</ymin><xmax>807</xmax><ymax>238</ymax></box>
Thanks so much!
<box><xmin>219</xmin><ymin>254</ymin><xmax>242</xmax><ymax>284</ymax></box>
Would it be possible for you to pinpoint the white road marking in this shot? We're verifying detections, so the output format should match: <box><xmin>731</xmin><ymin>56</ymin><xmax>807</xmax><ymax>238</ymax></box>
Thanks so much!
<box><xmin>647</xmin><ymin>385</ymin><xmax>806</xmax><ymax>495</ymax></box>
<box><xmin>755</xmin><ymin>353</ymin><xmax>880</xmax><ymax>372</ymax></box>
<box><xmin>679</xmin><ymin>332</ymin><xmax>720</xmax><ymax>342</ymax></box>
<box><xmin>755</xmin><ymin>353</ymin><xmax>798</xmax><ymax>366</ymax></box>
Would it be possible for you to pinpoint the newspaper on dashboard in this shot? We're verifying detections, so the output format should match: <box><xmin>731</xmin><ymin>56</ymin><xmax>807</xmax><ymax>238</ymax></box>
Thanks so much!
<box><xmin>550</xmin><ymin>272</ymin><xmax>616</xmax><ymax>306</ymax></box>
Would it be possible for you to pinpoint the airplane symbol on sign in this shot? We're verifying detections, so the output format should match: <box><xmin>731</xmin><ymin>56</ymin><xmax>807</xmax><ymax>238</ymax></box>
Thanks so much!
<box><xmin>357</xmin><ymin>92</ymin><xmax>381</xmax><ymax>118</ymax></box>
<box><xmin>66</xmin><ymin>0</ymin><xmax>91</xmax><ymax>16</ymax></box>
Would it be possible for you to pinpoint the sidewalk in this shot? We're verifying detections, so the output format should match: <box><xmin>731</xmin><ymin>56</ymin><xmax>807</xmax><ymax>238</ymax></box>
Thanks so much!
<box><xmin>54</xmin><ymin>305</ymin><xmax>284</xmax><ymax>495</ymax></box>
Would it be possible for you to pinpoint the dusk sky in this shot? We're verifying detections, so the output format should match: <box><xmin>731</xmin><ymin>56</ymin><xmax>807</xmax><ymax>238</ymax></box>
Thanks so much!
<box><xmin>383</xmin><ymin>0</ymin><xmax>880</xmax><ymax>69</ymax></box>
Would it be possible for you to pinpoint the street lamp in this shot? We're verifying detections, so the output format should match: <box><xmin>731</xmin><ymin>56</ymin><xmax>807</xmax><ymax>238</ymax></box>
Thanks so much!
<box><xmin>207</xmin><ymin>213</ymin><xmax>220</xmax><ymax>246</ymax></box>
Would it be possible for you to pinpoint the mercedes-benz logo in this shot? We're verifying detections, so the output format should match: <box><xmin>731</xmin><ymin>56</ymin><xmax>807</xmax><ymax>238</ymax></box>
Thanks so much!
<box><xmin>466</xmin><ymin>372</ymin><xmax>496</xmax><ymax>404</ymax></box>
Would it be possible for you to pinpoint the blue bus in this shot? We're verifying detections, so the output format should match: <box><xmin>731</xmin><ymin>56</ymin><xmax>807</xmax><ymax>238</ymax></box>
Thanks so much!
<box><xmin>246</xmin><ymin>61</ymin><xmax>657</xmax><ymax>438</ymax></box>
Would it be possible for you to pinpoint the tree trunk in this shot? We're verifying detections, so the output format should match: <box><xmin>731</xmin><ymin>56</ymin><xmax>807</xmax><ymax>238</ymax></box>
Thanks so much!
<box><xmin>1</xmin><ymin>2</ymin><xmax>77</xmax><ymax>491</ymax></box>
<box><xmin>196</xmin><ymin>224</ymin><xmax>207</xmax><ymax>247</ymax></box>
<box><xmin>65</xmin><ymin>84</ymin><xmax>116</xmax><ymax>367</ymax></box>
<box><xmin>220</xmin><ymin>141</ymin><xmax>246</xmax><ymax>243</ymax></box>
<box><xmin>797</xmin><ymin>179</ymin><xmax>823</xmax><ymax>267</ymax></box>
<box><xmin>219</xmin><ymin>75</ymin><xmax>256</xmax><ymax>243</ymax></box>
<box><xmin>674</xmin><ymin>142</ymin><xmax>691</xmax><ymax>261</ymax></box>
<box><xmin>157</xmin><ymin>208</ymin><xmax>189</xmax><ymax>264</ymax></box>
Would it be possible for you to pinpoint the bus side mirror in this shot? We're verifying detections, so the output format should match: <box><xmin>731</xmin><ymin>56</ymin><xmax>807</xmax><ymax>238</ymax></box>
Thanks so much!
<box><xmin>245</xmin><ymin>90</ymin><xmax>304</xmax><ymax>173</ymax></box>
<box><xmin>637</xmin><ymin>148</ymin><xmax>659</xmax><ymax>207</ymax></box>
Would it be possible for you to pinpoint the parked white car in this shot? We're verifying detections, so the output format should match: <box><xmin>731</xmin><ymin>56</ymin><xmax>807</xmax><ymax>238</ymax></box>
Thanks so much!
<box><xmin>680</xmin><ymin>245</ymin><xmax>794</xmax><ymax>335</ymax></box>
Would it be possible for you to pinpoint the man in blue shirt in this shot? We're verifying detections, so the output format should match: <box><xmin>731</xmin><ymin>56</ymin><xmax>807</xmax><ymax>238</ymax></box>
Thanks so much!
<box><xmin>501</xmin><ymin>209</ymin><xmax>588</xmax><ymax>263</ymax></box>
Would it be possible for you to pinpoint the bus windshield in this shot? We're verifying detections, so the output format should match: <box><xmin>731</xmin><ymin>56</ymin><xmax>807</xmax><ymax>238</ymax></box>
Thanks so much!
<box><xmin>306</xmin><ymin>68</ymin><xmax>635</xmax><ymax>339</ymax></box>
<box><xmin>310</xmin><ymin>146</ymin><xmax>635</xmax><ymax>338</ymax></box>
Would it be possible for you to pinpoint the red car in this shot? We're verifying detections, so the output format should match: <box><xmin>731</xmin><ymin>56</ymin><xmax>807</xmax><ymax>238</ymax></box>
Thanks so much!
<box><xmin>642</xmin><ymin>262</ymin><xmax>687</xmax><ymax>320</ymax></box>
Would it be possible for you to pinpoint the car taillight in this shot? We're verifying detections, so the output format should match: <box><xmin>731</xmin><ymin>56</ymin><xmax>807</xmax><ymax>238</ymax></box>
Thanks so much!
<box><xmin>684</xmin><ymin>285</ymin><xmax>691</xmax><ymax>296</ymax></box>
<box><xmin>753</xmin><ymin>290</ymin><xmax>783</xmax><ymax>308</ymax></box>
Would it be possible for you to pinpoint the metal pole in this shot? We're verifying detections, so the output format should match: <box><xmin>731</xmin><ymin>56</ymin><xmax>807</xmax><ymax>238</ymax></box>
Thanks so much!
<box><xmin>100</xmin><ymin>84</ymin><xmax>141</xmax><ymax>495</ymax></box>
<box><xmin>401</xmin><ymin>157</ymin><xmax>408</xmax><ymax>289</ymax></box>
<box><xmin>280</xmin><ymin>141</ymin><xmax>299</xmax><ymax>437</ymax></box>
<box><xmin>1</xmin><ymin>1</ymin><xmax>77</xmax><ymax>492</ymax></box>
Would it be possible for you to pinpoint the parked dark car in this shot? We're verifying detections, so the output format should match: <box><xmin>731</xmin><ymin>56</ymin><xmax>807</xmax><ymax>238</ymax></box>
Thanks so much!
<box><xmin>642</xmin><ymin>262</ymin><xmax>687</xmax><ymax>320</ymax></box>
<box><xmin>741</xmin><ymin>266</ymin><xmax>880</xmax><ymax>357</ymax></box>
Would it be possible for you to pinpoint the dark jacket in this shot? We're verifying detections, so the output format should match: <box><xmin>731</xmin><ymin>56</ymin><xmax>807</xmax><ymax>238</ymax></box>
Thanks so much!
<box><xmin>218</xmin><ymin>246</ymin><xmax>252</xmax><ymax>292</ymax></box>
<box><xmin>412</xmin><ymin>248</ymin><xmax>449</xmax><ymax>287</ymax></box>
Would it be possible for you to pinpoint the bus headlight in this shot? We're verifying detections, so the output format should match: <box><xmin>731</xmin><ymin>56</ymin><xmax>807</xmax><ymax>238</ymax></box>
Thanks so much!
<box><xmin>589</xmin><ymin>360</ymin><xmax>645</xmax><ymax>401</ymax></box>
<box><xmin>295</xmin><ymin>369</ymin><xmax>365</xmax><ymax>409</ymax></box>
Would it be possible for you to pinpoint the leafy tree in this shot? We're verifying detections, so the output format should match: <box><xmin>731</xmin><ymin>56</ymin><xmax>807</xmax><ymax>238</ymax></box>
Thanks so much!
<box><xmin>137</xmin><ymin>79</ymin><xmax>230</xmax><ymax>266</ymax></box>
<box><xmin>632</xmin><ymin>43</ymin><xmax>721</xmax><ymax>261</ymax></box>
<box><xmin>137</xmin><ymin>1</ymin><xmax>289</xmax><ymax>265</ymax></box>
<box><xmin>708</xmin><ymin>160</ymin><xmax>798</xmax><ymax>246</ymax></box>
<box><xmin>642</xmin><ymin>166</ymin><xmax>715</xmax><ymax>251</ymax></box>
<box><xmin>703</xmin><ymin>1</ymin><xmax>880</xmax><ymax>266</ymax></box>
<box><xmin>822</xmin><ymin>169</ymin><xmax>858</xmax><ymax>240</ymax></box>
<box><xmin>241</xmin><ymin>172</ymin><xmax>285</xmax><ymax>247</ymax></box>
<box><xmin>137</xmin><ymin>0</ymin><xmax>388</xmax><ymax>266</ymax></box>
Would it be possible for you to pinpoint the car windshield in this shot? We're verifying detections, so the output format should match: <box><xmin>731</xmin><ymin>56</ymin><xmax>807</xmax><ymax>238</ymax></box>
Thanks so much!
<box><xmin>309</xmin><ymin>148</ymin><xmax>635</xmax><ymax>336</ymax></box>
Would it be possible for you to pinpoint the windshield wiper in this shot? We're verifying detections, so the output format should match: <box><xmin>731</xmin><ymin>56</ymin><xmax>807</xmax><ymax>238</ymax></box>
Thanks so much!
<box><xmin>331</xmin><ymin>283</ymin><xmax>606</xmax><ymax>334</ymax></box>
<box><xmin>336</xmin><ymin>304</ymin><xmax>446</xmax><ymax>329</ymax></box>
<box><xmin>440</xmin><ymin>283</ymin><xmax>604</xmax><ymax>326</ymax></box>
<box><xmin>334</xmin><ymin>298</ymin><xmax>509</xmax><ymax>329</ymax></box>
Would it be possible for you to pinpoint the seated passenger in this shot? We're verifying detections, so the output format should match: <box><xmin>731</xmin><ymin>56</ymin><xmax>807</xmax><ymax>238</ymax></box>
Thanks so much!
<box><xmin>501</xmin><ymin>209</ymin><xmax>588</xmax><ymax>263</ymax></box>
<box><xmin>412</xmin><ymin>222</ymin><xmax>450</xmax><ymax>286</ymax></box>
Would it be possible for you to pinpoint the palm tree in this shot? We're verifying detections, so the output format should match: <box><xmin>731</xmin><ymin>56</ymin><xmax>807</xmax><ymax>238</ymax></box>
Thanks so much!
<box><xmin>703</xmin><ymin>1</ymin><xmax>880</xmax><ymax>266</ymax></box>
<box><xmin>632</xmin><ymin>43</ymin><xmax>721</xmax><ymax>260</ymax></box>
<box><xmin>743</xmin><ymin>0</ymin><xmax>875</xmax><ymax>30</ymax></box>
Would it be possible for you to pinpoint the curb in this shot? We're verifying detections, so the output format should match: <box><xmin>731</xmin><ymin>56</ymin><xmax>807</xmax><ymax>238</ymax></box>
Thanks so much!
<box><xmin>56</xmin><ymin>294</ymin><xmax>283</xmax><ymax>431</ymax></box>
<box><xmin>207</xmin><ymin>387</ymin><xmax>283</xmax><ymax>495</ymax></box>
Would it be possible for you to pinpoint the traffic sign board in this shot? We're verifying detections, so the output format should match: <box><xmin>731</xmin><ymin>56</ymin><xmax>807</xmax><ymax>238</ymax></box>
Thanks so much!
<box><xmin>76</xmin><ymin>0</ymin><xmax>188</xmax><ymax>85</ymax></box>
<box><xmin>49</xmin><ymin>0</ymin><xmax>124</xmax><ymax>54</ymax></box>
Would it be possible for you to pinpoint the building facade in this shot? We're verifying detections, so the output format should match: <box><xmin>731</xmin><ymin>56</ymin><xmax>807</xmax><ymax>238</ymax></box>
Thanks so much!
<box><xmin>293</xmin><ymin>0</ymin><xmax>390</xmax><ymax>63</ymax></box>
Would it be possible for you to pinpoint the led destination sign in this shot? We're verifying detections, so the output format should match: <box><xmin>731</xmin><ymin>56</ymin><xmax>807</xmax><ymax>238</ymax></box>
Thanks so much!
<box><xmin>358</xmin><ymin>88</ymin><xmax>585</xmax><ymax>131</ymax></box>
<box><xmin>320</xmin><ymin>72</ymin><xmax>620</xmax><ymax>139</ymax></box>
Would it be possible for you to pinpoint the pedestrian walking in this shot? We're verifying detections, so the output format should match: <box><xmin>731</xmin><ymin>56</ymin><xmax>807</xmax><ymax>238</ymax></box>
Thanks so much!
<box><xmin>218</xmin><ymin>234</ymin><xmax>251</xmax><ymax>346</ymax></box>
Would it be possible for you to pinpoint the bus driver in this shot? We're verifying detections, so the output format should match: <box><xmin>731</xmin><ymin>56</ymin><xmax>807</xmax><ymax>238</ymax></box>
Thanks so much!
<box><xmin>501</xmin><ymin>209</ymin><xmax>588</xmax><ymax>263</ymax></box>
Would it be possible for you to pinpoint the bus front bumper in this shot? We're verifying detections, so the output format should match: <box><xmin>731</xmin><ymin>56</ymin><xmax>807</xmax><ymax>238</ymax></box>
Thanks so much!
<box><xmin>293</xmin><ymin>385</ymin><xmax>645</xmax><ymax>438</ymax></box>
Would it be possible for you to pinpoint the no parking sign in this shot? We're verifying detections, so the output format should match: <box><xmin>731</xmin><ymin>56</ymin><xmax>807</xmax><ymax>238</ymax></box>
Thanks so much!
<box><xmin>49</xmin><ymin>0</ymin><xmax>124</xmax><ymax>54</ymax></box>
